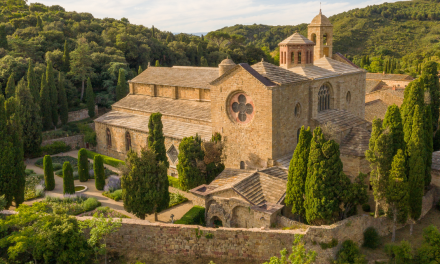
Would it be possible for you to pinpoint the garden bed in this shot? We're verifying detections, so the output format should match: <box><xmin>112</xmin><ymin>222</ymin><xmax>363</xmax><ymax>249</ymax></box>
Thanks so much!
<box><xmin>35</xmin><ymin>156</ymin><xmax>78</xmax><ymax>168</ymax></box>
<box><xmin>44</xmin><ymin>195</ymin><xmax>101</xmax><ymax>215</ymax></box>
<box><xmin>86</xmin><ymin>150</ymin><xmax>125</xmax><ymax>168</ymax></box>
<box><xmin>78</xmin><ymin>206</ymin><xmax>129</xmax><ymax>218</ymax></box>
<box><xmin>24</xmin><ymin>172</ymin><xmax>45</xmax><ymax>201</ymax></box>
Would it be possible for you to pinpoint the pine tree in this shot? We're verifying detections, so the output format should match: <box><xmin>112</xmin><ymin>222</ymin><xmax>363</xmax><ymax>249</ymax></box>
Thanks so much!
<box><xmin>201</xmin><ymin>34</ymin><xmax>204</xmax><ymax>41</ymax></box>
<box><xmin>285</xmin><ymin>126</ymin><xmax>312</xmax><ymax>222</ymax></box>
<box><xmin>94</xmin><ymin>155</ymin><xmax>105</xmax><ymax>191</ymax></box>
<box><xmin>69</xmin><ymin>37</ymin><xmax>93</xmax><ymax>101</ymax></box>
<box><xmin>86</xmin><ymin>78</ymin><xmax>95</xmax><ymax>118</ymax></box>
<box><xmin>115</xmin><ymin>68</ymin><xmax>127</xmax><ymax>101</ymax></box>
<box><xmin>420</xmin><ymin>61</ymin><xmax>439</xmax><ymax>131</ymax></box>
<box><xmin>43</xmin><ymin>155</ymin><xmax>55</xmax><ymax>191</ymax></box>
<box><xmin>63</xmin><ymin>161</ymin><xmax>75</xmax><ymax>195</ymax></box>
<box><xmin>148</xmin><ymin>113</ymin><xmax>169</xmax><ymax>169</ymax></box>
<box><xmin>197</xmin><ymin>42</ymin><xmax>204</xmax><ymax>65</ymax></box>
<box><xmin>177</xmin><ymin>136</ymin><xmax>205</xmax><ymax>191</ymax></box>
<box><xmin>151</xmin><ymin>25</ymin><xmax>155</xmax><ymax>38</ymax></box>
<box><xmin>408</xmin><ymin>105</ymin><xmax>425</xmax><ymax>235</ymax></box>
<box><xmin>46</xmin><ymin>60</ymin><xmax>58</xmax><ymax>127</ymax></box>
<box><xmin>62</xmin><ymin>40</ymin><xmax>70</xmax><ymax>73</ymax></box>
<box><xmin>155</xmin><ymin>60</ymin><xmax>160</xmax><ymax>67</ymax></box>
<box><xmin>402</xmin><ymin>80</ymin><xmax>425</xmax><ymax>146</ymax></box>
<box><xmin>383</xmin><ymin>104</ymin><xmax>405</xmax><ymax>156</ymax></box>
<box><xmin>424</xmin><ymin>105</ymin><xmax>433</xmax><ymax>187</ymax></box>
<box><xmin>138</xmin><ymin>66</ymin><xmax>143</xmax><ymax>75</ymax></box>
<box><xmin>0</xmin><ymin>24</ymin><xmax>8</xmax><ymax>49</ymax></box>
<box><xmin>36</xmin><ymin>16</ymin><xmax>43</xmax><ymax>30</ymax></box>
<box><xmin>27</xmin><ymin>60</ymin><xmax>40</xmax><ymax>104</ymax></box>
<box><xmin>58</xmin><ymin>72</ymin><xmax>68</xmax><ymax>126</ymax></box>
<box><xmin>5</xmin><ymin>73</ymin><xmax>15</xmax><ymax>99</ymax></box>
<box><xmin>40</xmin><ymin>72</ymin><xmax>52</xmax><ymax>130</ymax></box>
<box><xmin>122</xmin><ymin>148</ymin><xmax>169</xmax><ymax>220</ymax></box>
<box><xmin>386</xmin><ymin>149</ymin><xmax>409</xmax><ymax>242</ymax></box>
<box><xmin>16</xmin><ymin>78</ymin><xmax>42</xmax><ymax>157</ymax></box>
<box><xmin>305</xmin><ymin>127</ymin><xmax>344</xmax><ymax>225</ymax></box>
<box><xmin>78</xmin><ymin>148</ymin><xmax>89</xmax><ymax>182</ymax></box>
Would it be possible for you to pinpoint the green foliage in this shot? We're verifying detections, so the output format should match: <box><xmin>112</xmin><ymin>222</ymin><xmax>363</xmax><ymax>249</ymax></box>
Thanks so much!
<box><xmin>39</xmin><ymin>72</ymin><xmax>52</xmax><ymax>130</ymax></box>
<box><xmin>62</xmin><ymin>161</ymin><xmax>75</xmax><ymax>194</ymax></box>
<box><xmin>362</xmin><ymin>204</ymin><xmax>371</xmax><ymax>212</ymax></box>
<box><xmin>103</xmin><ymin>189</ymin><xmax>123</xmax><ymax>201</ymax></box>
<box><xmin>115</xmin><ymin>68</ymin><xmax>127</xmax><ymax>101</ymax></box>
<box><xmin>85</xmin><ymin>150</ymin><xmax>125</xmax><ymax>168</ymax></box>
<box><xmin>263</xmin><ymin>235</ymin><xmax>316</xmax><ymax>264</ymax></box>
<box><xmin>138</xmin><ymin>65</ymin><xmax>143</xmax><ymax>75</ymax></box>
<box><xmin>58</xmin><ymin>72</ymin><xmax>68</xmax><ymax>126</ymax></box>
<box><xmin>416</xmin><ymin>225</ymin><xmax>440</xmax><ymax>263</ymax></box>
<box><xmin>285</xmin><ymin>126</ymin><xmax>312</xmax><ymax>221</ymax></box>
<box><xmin>86</xmin><ymin>77</ymin><xmax>95</xmax><ymax>118</ymax></box>
<box><xmin>5</xmin><ymin>73</ymin><xmax>14</xmax><ymax>99</ymax></box>
<box><xmin>402</xmin><ymin>80</ymin><xmax>425</xmax><ymax>146</ymax></box>
<box><xmin>69</xmin><ymin>37</ymin><xmax>94</xmax><ymax>101</ymax></box>
<box><xmin>421</xmin><ymin>61</ymin><xmax>440</xmax><ymax>131</ymax></box>
<box><xmin>62</xmin><ymin>40</ymin><xmax>70</xmax><ymax>73</ymax></box>
<box><xmin>177</xmin><ymin>136</ymin><xmax>205</xmax><ymax>191</ymax></box>
<box><xmin>122</xmin><ymin>149</ymin><xmax>169</xmax><ymax>220</ymax></box>
<box><xmin>0</xmin><ymin>95</ymin><xmax>15</xmax><ymax>208</ymax></box>
<box><xmin>46</xmin><ymin>60</ymin><xmax>58</xmax><ymax>127</ymax></box>
<box><xmin>385</xmin><ymin>240</ymin><xmax>413</xmax><ymax>264</ymax></box>
<box><xmin>43</xmin><ymin>155</ymin><xmax>55</xmax><ymax>191</ymax></box>
<box><xmin>424</xmin><ymin>105</ymin><xmax>433</xmax><ymax>187</ymax></box>
<box><xmin>27</xmin><ymin>60</ymin><xmax>39</xmax><ymax>104</ymax></box>
<box><xmin>148</xmin><ymin>112</ymin><xmax>169</xmax><ymax>168</ymax></box>
<box><xmin>83</xmin><ymin>197</ymin><xmax>101</xmax><ymax>212</ymax></box>
<box><xmin>434</xmin><ymin>130</ymin><xmax>440</xmax><ymax>151</ymax></box>
<box><xmin>363</xmin><ymin>227</ymin><xmax>381</xmax><ymax>249</ymax></box>
<box><xmin>383</xmin><ymin>104</ymin><xmax>405</xmax><ymax>156</ymax></box>
<box><xmin>78</xmin><ymin>148</ymin><xmax>89</xmax><ymax>182</ymax></box>
<box><xmin>40</xmin><ymin>140</ymin><xmax>71</xmax><ymax>155</ymax></box>
<box><xmin>94</xmin><ymin>155</ymin><xmax>105</xmax><ymax>191</ymax></box>
<box><xmin>319</xmin><ymin>238</ymin><xmax>338</xmax><ymax>250</ymax></box>
<box><xmin>155</xmin><ymin>60</ymin><xmax>160</xmax><ymax>67</ymax></box>
<box><xmin>168</xmin><ymin>175</ymin><xmax>181</xmax><ymax>189</ymax></box>
<box><xmin>335</xmin><ymin>240</ymin><xmax>367</xmax><ymax>264</ymax></box>
<box><xmin>174</xmin><ymin>205</ymin><xmax>205</xmax><ymax>225</ymax></box>
<box><xmin>339</xmin><ymin>173</ymin><xmax>369</xmax><ymax>220</ymax></box>
<box><xmin>0</xmin><ymin>24</ymin><xmax>7</xmax><ymax>50</ymax></box>
<box><xmin>168</xmin><ymin>192</ymin><xmax>188</xmax><ymax>208</ymax></box>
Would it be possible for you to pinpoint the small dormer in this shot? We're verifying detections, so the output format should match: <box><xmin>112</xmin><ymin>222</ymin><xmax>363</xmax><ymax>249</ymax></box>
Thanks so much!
<box><xmin>278</xmin><ymin>32</ymin><xmax>315</xmax><ymax>69</ymax></box>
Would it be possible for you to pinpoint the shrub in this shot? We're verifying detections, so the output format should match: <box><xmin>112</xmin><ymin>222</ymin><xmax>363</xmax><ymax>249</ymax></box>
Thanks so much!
<box><xmin>85</xmin><ymin>150</ymin><xmax>125</xmax><ymax>168</ymax></box>
<box><xmin>363</xmin><ymin>227</ymin><xmax>381</xmax><ymax>249</ymax></box>
<box><xmin>105</xmin><ymin>176</ymin><xmax>121</xmax><ymax>192</ymax></box>
<box><xmin>320</xmin><ymin>238</ymin><xmax>338</xmax><ymax>249</ymax></box>
<box><xmin>43</xmin><ymin>155</ymin><xmax>55</xmax><ymax>191</ymax></box>
<box><xmin>55</xmin><ymin>169</ymin><xmax>63</xmax><ymax>176</ymax></box>
<box><xmin>103</xmin><ymin>189</ymin><xmax>123</xmax><ymax>201</ymax></box>
<box><xmin>25</xmin><ymin>169</ymin><xmax>34</xmax><ymax>175</ymax></box>
<box><xmin>62</xmin><ymin>123</ymin><xmax>80</xmax><ymax>134</ymax></box>
<box><xmin>385</xmin><ymin>240</ymin><xmax>413</xmax><ymax>264</ymax></box>
<box><xmin>62</xmin><ymin>162</ymin><xmax>75</xmax><ymax>195</ymax></box>
<box><xmin>52</xmin><ymin>163</ymin><xmax>62</xmax><ymax>170</ymax></box>
<box><xmin>169</xmin><ymin>192</ymin><xmax>188</xmax><ymax>208</ymax></box>
<box><xmin>168</xmin><ymin>176</ymin><xmax>180</xmax><ymax>189</ymax></box>
<box><xmin>82</xmin><ymin>197</ymin><xmax>101</xmax><ymax>211</ymax></box>
<box><xmin>336</xmin><ymin>240</ymin><xmax>367</xmax><ymax>264</ymax></box>
<box><xmin>35</xmin><ymin>156</ymin><xmax>77</xmax><ymax>168</ymax></box>
<box><xmin>94</xmin><ymin>155</ymin><xmax>105</xmax><ymax>190</ymax></box>
<box><xmin>362</xmin><ymin>204</ymin><xmax>371</xmax><ymax>212</ymax></box>
<box><xmin>174</xmin><ymin>206</ymin><xmax>205</xmax><ymax>225</ymax></box>
<box><xmin>40</xmin><ymin>141</ymin><xmax>71</xmax><ymax>155</ymax></box>
<box><xmin>78</xmin><ymin>148</ymin><xmax>89</xmax><ymax>182</ymax></box>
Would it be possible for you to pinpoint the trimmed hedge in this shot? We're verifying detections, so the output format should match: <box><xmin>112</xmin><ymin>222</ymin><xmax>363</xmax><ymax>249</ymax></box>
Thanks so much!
<box><xmin>40</xmin><ymin>141</ymin><xmax>71</xmax><ymax>155</ymax></box>
<box><xmin>168</xmin><ymin>176</ymin><xmax>180</xmax><ymax>189</ymax></box>
<box><xmin>174</xmin><ymin>206</ymin><xmax>205</xmax><ymax>225</ymax></box>
<box><xmin>363</xmin><ymin>227</ymin><xmax>381</xmax><ymax>249</ymax></box>
<box><xmin>86</xmin><ymin>150</ymin><xmax>125</xmax><ymax>168</ymax></box>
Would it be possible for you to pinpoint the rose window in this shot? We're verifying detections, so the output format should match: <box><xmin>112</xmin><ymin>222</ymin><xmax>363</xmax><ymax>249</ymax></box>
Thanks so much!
<box><xmin>229</xmin><ymin>93</ymin><xmax>255</xmax><ymax>124</ymax></box>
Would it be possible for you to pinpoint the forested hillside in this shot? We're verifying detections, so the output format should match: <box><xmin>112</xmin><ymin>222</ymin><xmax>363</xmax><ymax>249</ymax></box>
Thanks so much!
<box><xmin>0</xmin><ymin>0</ymin><xmax>271</xmax><ymax>109</ymax></box>
<box><xmin>215</xmin><ymin>0</ymin><xmax>440</xmax><ymax>76</ymax></box>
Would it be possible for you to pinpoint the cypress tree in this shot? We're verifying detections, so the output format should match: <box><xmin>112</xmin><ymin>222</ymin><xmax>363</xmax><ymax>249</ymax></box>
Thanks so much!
<box><xmin>177</xmin><ymin>136</ymin><xmax>205</xmax><ymax>191</ymax></box>
<box><xmin>86</xmin><ymin>77</ymin><xmax>95</xmax><ymax>118</ymax></box>
<box><xmin>122</xmin><ymin>148</ymin><xmax>169</xmax><ymax>220</ymax></box>
<box><xmin>148</xmin><ymin>112</ymin><xmax>169</xmax><ymax>169</ymax></box>
<box><xmin>402</xmin><ymin>79</ymin><xmax>425</xmax><ymax>146</ymax></box>
<box><xmin>0</xmin><ymin>24</ymin><xmax>8</xmax><ymax>49</ymax></box>
<box><xmin>138</xmin><ymin>66</ymin><xmax>143</xmax><ymax>75</ymax></box>
<box><xmin>46</xmin><ymin>60</ymin><xmax>58</xmax><ymax>127</ymax></box>
<box><xmin>61</xmin><ymin>40</ymin><xmax>70</xmax><ymax>73</ymax></box>
<box><xmin>424</xmin><ymin>105</ymin><xmax>433</xmax><ymax>187</ymax></box>
<box><xmin>197</xmin><ymin>42</ymin><xmax>204</xmax><ymax>65</ymax></box>
<box><xmin>58</xmin><ymin>72</ymin><xmax>68</xmax><ymax>126</ymax></box>
<box><xmin>40</xmin><ymin>72</ymin><xmax>52</xmax><ymax>130</ymax></box>
<box><xmin>151</xmin><ymin>25</ymin><xmax>155</xmax><ymax>38</ymax></box>
<box><xmin>116</xmin><ymin>68</ymin><xmax>127</xmax><ymax>101</ymax></box>
<box><xmin>386</xmin><ymin>149</ymin><xmax>409</xmax><ymax>242</ymax></box>
<box><xmin>420</xmin><ymin>61</ymin><xmax>439</xmax><ymax>131</ymax></box>
<box><xmin>27</xmin><ymin>60</ymin><xmax>40</xmax><ymax>104</ymax></box>
<box><xmin>94</xmin><ymin>155</ymin><xmax>105</xmax><ymax>191</ymax></box>
<box><xmin>62</xmin><ymin>161</ymin><xmax>75</xmax><ymax>195</ymax></box>
<box><xmin>37</xmin><ymin>16</ymin><xmax>43</xmax><ymax>30</ymax></box>
<box><xmin>78</xmin><ymin>148</ymin><xmax>89</xmax><ymax>182</ymax></box>
<box><xmin>43</xmin><ymin>155</ymin><xmax>55</xmax><ymax>191</ymax></box>
<box><xmin>155</xmin><ymin>60</ymin><xmax>160</xmax><ymax>67</ymax></box>
<box><xmin>5</xmin><ymin>73</ymin><xmax>15</xmax><ymax>99</ymax></box>
<box><xmin>408</xmin><ymin>105</ymin><xmax>425</xmax><ymax>235</ymax></box>
<box><xmin>16</xmin><ymin>78</ymin><xmax>42</xmax><ymax>157</ymax></box>
<box><xmin>383</xmin><ymin>104</ymin><xmax>405</xmax><ymax>156</ymax></box>
<box><xmin>285</xmin><ymin>126</ymin><xmax>312</xmax><ymax>222</ymax></box>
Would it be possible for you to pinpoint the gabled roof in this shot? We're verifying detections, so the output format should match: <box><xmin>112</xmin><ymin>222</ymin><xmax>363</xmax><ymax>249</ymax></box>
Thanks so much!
<box><xmin>210</xmin><ymin>63</ymin><xmax>277</xmax><ymax>87</ymax></box>
<box><xmin>313</xmin><ymin>56</ymin><xmax>365</xmax><ymax>75</ymax></box>
<box><xmin>278</xmin><ymin>32</ymin><xmax>315</xmax><ymax>45</ymax></box>
<box><xmin>340</xmin><ymin>127</ymin><xmax>371</xmax><ymax>157</ymax></box>
<box><xmin>251</xmin><ymin>61</ymin><xmax>310</xmax><ymax>85</ymax></box>
<box><xmin>129</xmin><ymin>66</ymin><xmax>219</xmax><ymax>89</ymax></box>
<box><xmin>315</xmin><ymin>109</ymin><xmax>370</xmax><ymax>133</ymax></box>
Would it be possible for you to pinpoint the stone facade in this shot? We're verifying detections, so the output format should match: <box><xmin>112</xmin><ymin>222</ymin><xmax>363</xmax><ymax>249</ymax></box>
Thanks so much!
<box><xmin>41</xmin><ymin>135</ymin><xmax>85</xmax><ymax>149</ymax></box>
<box><xmin>62</xmin><ymin>105</ymin><xmax>98</xmax><ymax>123</ymax></box>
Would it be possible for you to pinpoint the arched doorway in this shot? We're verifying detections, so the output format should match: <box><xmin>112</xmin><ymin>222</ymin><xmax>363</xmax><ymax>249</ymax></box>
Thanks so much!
<box><xmin>210</xmin><ymin>216</ymin><xmax>223</xmax><ymax>228</ymax></box>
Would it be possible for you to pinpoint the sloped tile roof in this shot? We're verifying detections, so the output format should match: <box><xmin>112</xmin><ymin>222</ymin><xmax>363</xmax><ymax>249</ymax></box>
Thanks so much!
<box><xmin>313</xmin><ymin>56</ymin><xmax>365</xmax><ymax>75</ymax></box>
<box><xmin>366</xmin><ymin>80</ymin><xmax>383</xmax><ymax>94</ymax></box>
<box><xmin>233</xmin><ymin>172</ymin><xmax>287</xmax><ymax>205</ymax></box>
<box><xmin>340</xmin><ymin>127</ymin><xmax>371</xmax><ymax>157</ymax></box>
<box><xmin>315</xmin><ymin>109</ymin><xmax>370</xmax><ymax>132</ymax></box>
<box><xmin>260</xmin><ymin>166</ymin><xmax>288</xmax><ymax>181</ymax></box>
<box><xmin>275</xmin><ymin>153</ymin><xmax>293</xmax><ymax>170</ymax></box>
<box><xmin>366</xmin><ymin>73</ymin><xmax>414</xmax><ymax>81</ymax></box>
<box><xmin>112</xmin><ymin>95</ymin><xmax>211</xmax><ymax>123</ymax></box>
<box><xmin>251</xmin><ymin>61</ymin><xmax>310</xmax><ymax>85</ymax></box>
<box><xmin>210</xmin><ymin>63</ymin><xmax>277</xmax><ymax>87</ymax></box>
<box><xmin>95</xmin><ymin>111</ymin><xmax>212</xmax><ymax>141</ymax></box>
<box><xmin>334</xmin><ymin>53</ymin><xmax>359</xmax><ymax>69</ymax></box>
<box><xmin>279</xmin><ymin>32</ymin><xmax>315</xmax><ymax>45</ymax></box>
<box><xmin>130</xmin><ymin>66</ymin><xmax>219</xmax><ymax>89</ymax></box>
<box><xmin>207</xmin><ymin>169</ymin><xmax>255</xmax><ymax>193</ymax></box>
<box><xmin>365</xmin><ymin>99</ymin><xmax>389</xmax><ymax>122</ymax></box>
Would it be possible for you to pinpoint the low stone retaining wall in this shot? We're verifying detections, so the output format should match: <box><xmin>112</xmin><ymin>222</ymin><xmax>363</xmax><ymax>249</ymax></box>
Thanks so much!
<box><xmin>64</xmin><ymin>105</ymin><xmax>98</xmax><ymax>123</ymax></box>
<box><xmin>41</xmin><ymin>134</ymin><xmax>84</xmax><ymax>149</ymax></box>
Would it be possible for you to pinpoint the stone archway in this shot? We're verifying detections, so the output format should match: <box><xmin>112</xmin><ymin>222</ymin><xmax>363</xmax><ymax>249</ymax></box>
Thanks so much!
<box><xmin>207</xmin><ymin>214</ymin><xmax>225</xmax><ymax>228</ymax></box>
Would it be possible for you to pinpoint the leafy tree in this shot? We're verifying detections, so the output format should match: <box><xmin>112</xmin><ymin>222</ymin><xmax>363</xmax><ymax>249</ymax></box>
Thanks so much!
<box><xmin>46</xmin><ymin>60</ymin><xmax>58</xmax><ymax>127</ymax></box>
<box><xmin>16</xmin><ymin>78</ymin><xmax>42</xmax><ymax>157</ymax></box>
<box><xmin>416</xmin><ymin>225</ymin><xmax>440</xmax><ymax>263</ymax></box>
<box><xmin>339</xmin><ymin>173</ymin><xmax>369</xmax><ymax>220</ymax></box>
<box><xmin>0</xmin><ymin>24</ymin><xmax>8</xmax><ymax>49</ymax></box>
<box><xmin>36</xmin><ymin>15</ymin><xmax>43</xmax><ymax>29</ymax></box>
<box><xmin>63</xmin><ymin>161</ymin><xmax>75</xmax><ymax>194</ymax></box>
<box><xmin>39</xmin><ymin>72</ymin><xmax>52</xmax><ymax>130</ymax></box>
<box><xmin>263</xmin><ymin>235</ymin><xmax>316</xmax><ymax>264</ymax></box>
<box><xmin>5</xmin><ymin>73</ymin><xmax>15</xmax><ymax>99</ymax></box>
<box><xmin>401</xmin><ymin>79</ymin><xmax>425</xmax><ymax>146</ymax></box>
<box><xmin>383</xmin><ymin>104</ymin><xmax>404</xmax><ymax>156</ymax></box>
<box><xmin>285</xmin><ymin>126</ymin><xmax>312</xmax><ymax>222</ymax></box>
<box><xmin>424</xmin><ymin>105</ymin><xmax>433</xmax><ymax>187</ymax></box>
<box><xmin>408</xmin><ymin>105</ymin><xmax>425</xmax><ymax>235</ymax></box>
<box><xmin>43</xmin><ymin>155</ymin><xmax>55</xmax><ymax>191</ymax></box>
<box><xmin>386</xmin><ymin>149</ymin><xmax>409</xmax><ymax>242</ymax></box>
<box><xmin>148</xmin><ymin>112</ymin><xmax>169</xmax><ymax>169</ymax></box>
<box><xmin>78</xmin><ymin>148</ymin><xmax>89</xmax><ymax>182</ymax></box>
<box><xmin>200</xmin><ymin>56</ymin><xmax>208</xmax><ymax>67</ymax></box>
<box><xmin>138</xmin><ymin>65</ymin><xmax>143</xmax><ymax>75</ymax></box>
<box><xmin>58</xmin><ymin>72</ymin><xmax>68</xmax><ymax>126</ymax></box>
<box><xmin>177</xmin><ymin>136</ymin><xmax>205</xmax><ymax>191</ymax></box>
<box><xmin>122</xmin><ymin>148</ymin><xmax>169</xmax><ymax>220</ymax></box>
<box><xmin>155</xmin><ymin>60</ymin><xmax>160</xmax><ymax>67</ymax></box>
<box><xmin>62</xmin><ymin>40</ymin><xmax>70</xmax><ymax>73</ymax></box>
<box><xmin>69</xmin><ymin>37</ymin><xmax>94</xmax><ymax>101</ymax></box>
<box><xmin>335</xmin><ymin>240</ymin><xmax>367</xmax><ymax>264</ymax></box>
<box><xmin>420</xmin><ymin>61</ymin><xmax>439</xmax><ymax>131</ymax></box>
<box><xmin>94</xmin><ymin>155</ymin><xmax>105</xmax><ymax>191</ymax></box>
<box><xmin>86</xmin><ymin>77</ymin><xmax>95</xmax><ymax>118</ymax></box>
<box><xmin>385</xmin><ymin>240</ymin><xmax>413</xmax><ymax>264</ymax></box>
<box><xmin>27</xmin><ymin>60</ymin><xmax>39</xmax><ymax>104</ymax></box>
<box><xmin>115</xmin><ymin>68</ymin><xmax>127</xmax><ymax>101</ymax></box>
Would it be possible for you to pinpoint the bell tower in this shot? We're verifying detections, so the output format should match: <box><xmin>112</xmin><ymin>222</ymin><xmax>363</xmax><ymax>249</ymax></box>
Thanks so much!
<box><xmin>308</xmin><ymin>10</ymin><xmax>333</xmax><ymax>61</ymax></box>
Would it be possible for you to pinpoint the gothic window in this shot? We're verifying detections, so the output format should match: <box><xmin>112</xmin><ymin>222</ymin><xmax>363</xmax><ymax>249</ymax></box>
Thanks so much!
<box><xmin>323</xmin><ymin>34</ymin><xmax>328</xmax><ymax>45</ymax></box>
<box><xmin>318</xmin><ymin>84</ymin><xmax>331</xmax><ymax>112</ymax></box>
<box><xmin>298</xmin><ymin>52</ymin><xmax>302</xmax><ymax>64</ymax></box>
<box><xmin>346</xmin><ymin>91</ymin><xmax>351</xmax><ymax>104</ymax></box>
<box><xmin>311</xmin><ymin>33</ymin><xmax>316</xmax><ymax>43</ymax></box>
<box><xmin>167</xmin><ymin>144</ymin><xmax>179</xmax><ymax>164</ymax></box>
<box><xmin>230</xmin><ymin>93</ymin><xmax>255</xmax><ymax>124</ymax></box>
<box><xmin>240</xmin><ymin>161</ymin><xmax>245</xmax><ymax>170</ymax></box>
<box><xmin>295</xmin><ymin>103</ymin><xmax>301</xmax><ymax>117</ymax></box>
<box><xmin>106</xmin><ymin>128</ymin><xmax>112</xmax><ymax>147</ymax></box>
<box><xmin>125</xmin><ymin>131</ymin><xmax>131</xmax><ymax>151</ymax></box>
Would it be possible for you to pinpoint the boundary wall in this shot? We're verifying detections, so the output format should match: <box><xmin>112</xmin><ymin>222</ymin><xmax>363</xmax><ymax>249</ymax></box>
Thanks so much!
<box><xmin>41</xmin><ymin>134</ymin><xmax>84</xmax><ymax>149</ymax></box>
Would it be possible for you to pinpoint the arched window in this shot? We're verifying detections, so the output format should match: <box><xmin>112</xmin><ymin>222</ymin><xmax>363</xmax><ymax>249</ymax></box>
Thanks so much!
<box><xmin>311</xmin><ymin>33</ymin><xmax>316</xmax><ymax>43</ymax></box>
<box><xmin>125</xmin><ymin>131</ymin><xmax>131</xmax><ymax>151</ymax></box>
<box><xmin>323</xmin><ymin>34</ymin><xmax>328</xmax><ymax>45</ymax></box>
<box><xmin>295</xmin><ymin>103</ymin><xmax>301</xmax><ymax>117</ymax></box>
<box><xmin>297</xmin><ymin>128</ymin><xmax>301</xmax><ymax>144</ymax></box>
<box><xmin>106</xmin><ymin>128</ymin><xmax>112</xmax><ymax>147</ymax></box>
<box><xmin>298</xmin><ymin>52</ymin><xmax>302</xmax><ymax>64</ymax></box>
<box><xmin>346</xmin><ymin>91</ymin><xmax>351</xmax><ymax>104</ymax></box>
<box><xmin>291</xmin><ymin>52</ymin><xmax>294</xmax><ymax>63</ymax></box>
<box><xmin>318</xmin><ymin>84</ymin><xmax>331</xmax><ymax>112</ymax></box>
<box><xmin>240</xmin><ymin>161</ymin><xmax>245</xmax><ymax>170</ymax></box>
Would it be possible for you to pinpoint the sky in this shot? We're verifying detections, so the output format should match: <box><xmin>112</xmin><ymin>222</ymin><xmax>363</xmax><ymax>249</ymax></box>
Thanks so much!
<box><xmin>29</xmin><ymin>0</ymin><xmax>400</xmax><ymax>33</ymax></box>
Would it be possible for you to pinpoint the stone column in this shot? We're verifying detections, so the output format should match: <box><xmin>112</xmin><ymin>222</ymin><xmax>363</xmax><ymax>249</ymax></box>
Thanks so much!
<box><xmin>302</xmin><ymin>48</ymin><xmax>306</xmax><ymax>65</ymax></box>
<box><xmin>150</xmin><ymin>84</ymin><xmax>156</xmax><ymax>97</ymax></box>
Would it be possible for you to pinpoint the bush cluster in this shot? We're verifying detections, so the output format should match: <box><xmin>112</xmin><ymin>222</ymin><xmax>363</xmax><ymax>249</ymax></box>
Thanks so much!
<box><xmin>362</xmin><ymin>204</ymin><xmax>371</xmax><ymax>212</ymax></box>
<box><xmin>40</xmin><ymin>141</ymin><xmax>71</xmax><ymax>155</ymax></box>
<box><xmin>103</xmin><ymin>189</ymin><xmax>123</xmax><ymax>201</ymax></box>
<box><xmin>363</xmin><ymin>227</ymin><xmax>381</xmax><ymax>249</ymax></box>
<box><xmin>174</xmin><ymin>206</ymin><xmax>205</xmax><ymax>225</ymax></box>
<box><xmin>168</xmin><ymin>176</ymin><xmax>180</xmax><ymax>189</ymax></box>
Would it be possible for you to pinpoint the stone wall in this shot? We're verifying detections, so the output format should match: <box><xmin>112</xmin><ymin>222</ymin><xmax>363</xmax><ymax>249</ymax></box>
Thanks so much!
<box><xmin>64</xmin><ymin>106</ymin><xmax>98</xmax><ymax>123</ymax></box>
<box><xmin>131</xmin><ymin>82</ymin><xmax>211</xmax><ymax>102</ymax></box>
<box><xmin>365</xmin><ymin>89</ymin><xmax>403</xmax><ymax>106</ymax></box>
<box><xmin>340</xmin><ymin>154</ymin><xmax>371</xmax><ymax>177</ymax></box>
<box><xmin>41</xmin><ymin>135</ymin><xmax>85</xmax><ymax>149</ymax></box>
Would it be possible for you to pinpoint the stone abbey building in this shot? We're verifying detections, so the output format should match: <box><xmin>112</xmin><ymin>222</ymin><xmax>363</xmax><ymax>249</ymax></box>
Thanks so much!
<box><xmin>95</xmin><ymin>11</ymin><xmax>370</xmax><ymax>228</ymax></box>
